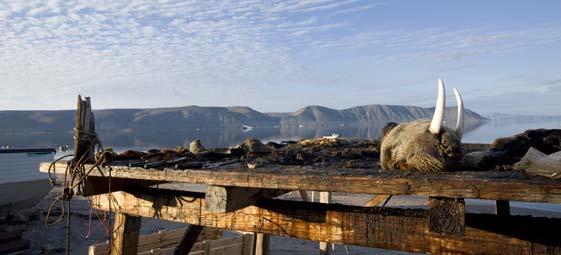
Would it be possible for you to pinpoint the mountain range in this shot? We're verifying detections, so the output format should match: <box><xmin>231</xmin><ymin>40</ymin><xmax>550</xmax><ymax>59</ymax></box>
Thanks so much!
<box><xmin>0</xmin><ymin>104</ymin><xmax>486</xmax><ymax>135</ymax></box>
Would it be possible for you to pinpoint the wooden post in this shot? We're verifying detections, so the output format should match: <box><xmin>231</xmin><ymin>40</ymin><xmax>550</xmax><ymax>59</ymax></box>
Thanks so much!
<box><xmin>319</xmin><ymin>191</ymin><xmax>332</xmax><ymax>255</ymax></box>
<box><xmin>174</xmin><ymin>225</ymin><xmax>204</xmax><ymax>255</ymax></box>
<box><xmin>496</xmin><ymin>200</ymin><xmax>510</xmax><ymax>216</ymax></box>
<box><xmin>242</xmin><ymin>234</ymin><xmax>256</xmax><ymax>255</ymax></box>
<box><xmin>428</xmin><ymin>197</ymin><xmax>465</xmax><ymax>236</ymax></box>
<box><xmin>111</xmin><ymin>213</ymin><xmax>141</xmax><ymax>255</ymax></box>
<box><xmin>73</xmin><ymin>95</ymin><xmax>97</xmax><ymax>164</ymax></box>
<box><xmin>205</xmin><ymin>186</ymin><xmax>289</xmax><ymax>213</ymax></box>
<box><xmin>254</xmin><ymin>233</ymin><xmax>270</xmax><ymax>255</ymax></box>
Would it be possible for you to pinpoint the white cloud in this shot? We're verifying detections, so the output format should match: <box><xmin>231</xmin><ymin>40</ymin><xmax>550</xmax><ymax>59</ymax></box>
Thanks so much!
<box><xmin>0</xmin><ymin>0</ymin><xmax>559</xmax><ymax>113</ymax></box>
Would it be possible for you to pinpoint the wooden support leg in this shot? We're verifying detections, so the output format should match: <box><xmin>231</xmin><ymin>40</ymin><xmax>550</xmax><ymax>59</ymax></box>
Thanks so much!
<box><xmin>254</xmin><ymin>233</ymin><xmax>270</xmax><ymax>255</ymax></box>
<box><xmin>242</xmin><ymin>234</ymin><xmax>256</xmax><ymax>255</ymax></box>
<box><xmin>111</xmin><ymin>213</ymin><xmax>141</xmax><ymax>255</ymax></box>
<box><xmin>174</xmin><ymin>225</ymin><xmax>205</xmax><ymax>255</ymax></box>
<box><xmin>496</xmin><ymin>200</ymin><xmax>510</xmax><ymax>216</ymax></box>
<box><xmin>298</xmin><ymin>190</ymin><xmax>310</xmax><ymax>202</ymax></box>
<box><xmin>363</xmin><ymin>195</ymin><xmax>392</xmax><ymax>207</ymax></box>
<box><xmin>428</xmin><ymin>197</ymin><xmax>465</xmax><ymax>236</ymax></box>
<box><xmin>319</xmin><ymin>191</ymin><xmax>332</xmax><ymax>255</ymax></box>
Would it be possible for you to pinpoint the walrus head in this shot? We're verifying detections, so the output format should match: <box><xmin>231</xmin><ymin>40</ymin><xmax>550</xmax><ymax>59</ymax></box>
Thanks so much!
<box><xmin>379</xmin><ymin>78</ymin><xmax>465</xmax><ymax>172</ymax></box>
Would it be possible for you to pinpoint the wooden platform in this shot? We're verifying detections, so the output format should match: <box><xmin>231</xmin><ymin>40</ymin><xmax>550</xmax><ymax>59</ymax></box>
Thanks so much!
<box><xmin>41</xmin><ymin>161</ymin><xmax>561</xmax><ymax>203</ymax></box>
<box><xmin>40</xmin><ymin>160</ymin><xmax>561</xmax><ymax>254</ymax></box>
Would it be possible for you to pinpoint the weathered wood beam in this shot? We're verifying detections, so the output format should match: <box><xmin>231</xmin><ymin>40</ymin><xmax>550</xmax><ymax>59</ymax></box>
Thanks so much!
<box><xmin>205</xmin><ymin>186</ymin><xmax>290</xmax><ymax>213</ymax></box>
<box><xmin>112</xmin><ymin>213</ymin><xmax>141</xmax><ymax>255</ymax></box>
<box><xmin>496</xmin><ymin>200</ymin><xmax>511</xmax><ymax>216</ymax></box>
<box><xmin>81</xmin><ymin>176</ymin><xmax>166</xmax><ymax>196</ymax></box>
<box><xmin>428</xmin><ymin>197</ymin><xmax>465</xmax><ymax>236</ymax></box>
<box><xmin>41</xmin><ymin>162</ymin><xmax>561</xmax><ymax>204</ymax></box>
<box><xmin>73</xmin><ymin>96</ymin><xmax>96</xmax><ymax>164</ymax></box>
<box><xmin>173</xmin><ymin>225</ymin><xmax>204</xmax><ymax>255</ymax></box>
<box><xmin>91</xmin><ymin>189</ymin><xmax>561</xmax><ymax>255</ymax></box>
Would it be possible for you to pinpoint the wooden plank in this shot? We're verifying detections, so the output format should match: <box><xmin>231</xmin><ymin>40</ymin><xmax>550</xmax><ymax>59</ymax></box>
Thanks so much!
<box><xmin>496</xmin><ymin>200</ymin><xmax>511</xmax><ymax>216</ymax></box>
<box><xmin>91</xmin><ymin>189</ymin><xmax>561</xmax><ymax>255</ymax></box>
<box><xmin>89</xmin><ymin>227</ymin><xmax>221</xmax><ymax>255</ymax></box>
<box><xmin>136</xmin><ymin>235</ymin><xmax>247</xmax><ymax>255</ymax></box>
<box><xmin>174</xmin><ymin>225</ymin><xmax>204</xmax><ymax>255</ymax></box>
<box><xmin>319</xmin><ymin>191</ymin><xmax>332</xmax><ymax>255</ymax></box>
<box><xmin>112</xmin><ymin>213</ymin><xmax>141</xmax><ymax>255</ymax></box>
<box><xmin>205</xmin><ymin>186</ymin><xmax>289</xmax><ymax>213</ymax></box>
<box><xmin>41</xmin><ymin>162</ymin><xmax>561</xmax><ymax>204</ymax></box>
<box><xmin>242</xmin><ymin>234</ymin><xmax>255</xmax><ymax>255</ymax></box>
<box><xmin>428</xmin><ymin>197</ymin><xmax>465</xmax><ymax>236</ymax></box>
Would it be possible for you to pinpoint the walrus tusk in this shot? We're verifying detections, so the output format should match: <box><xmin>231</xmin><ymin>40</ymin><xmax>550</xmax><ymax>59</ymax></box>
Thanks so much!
<box><xmin>454</xmin><ymin>88</ymin><xmax>464</xmax><ymax>139</ymax></box>
<box><xmin>429</xmin><ymin>78</ymin><xmax>446</xmax><ymax>135</ymax></box>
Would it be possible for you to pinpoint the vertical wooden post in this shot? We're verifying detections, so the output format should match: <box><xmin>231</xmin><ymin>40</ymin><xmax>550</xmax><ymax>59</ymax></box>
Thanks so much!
<box><xmin>73</xmin><ymin>95</ymin><xmax>97</xmax><ymax>164</ymax></box>
<box><xmin>496</xmin><ymin>200</ymin><xmax>510</xmax><ymax>216</ymax></box>
<box><xmin>254</xmin><ymin>233</ymin><xmax>270</xmax><ymax>255</ymax></box>
<box><xmin>242</xmin><ymin>234</ymin><xmax>256</xmax><ymax>255</ymax></box>
<box><xmin>111</xmin><ymin>213</ymin><xmax>141</xmax><ymax>255</ymax></box>
<box><xmin>319</xmin><ymin>191</ymin><xmax>332</xmax><ymax>255</ymax></box>
<box><xmin>174</xmin><ymin>225</ymin><xmax>204</xmax><ymax>255</ymax></box>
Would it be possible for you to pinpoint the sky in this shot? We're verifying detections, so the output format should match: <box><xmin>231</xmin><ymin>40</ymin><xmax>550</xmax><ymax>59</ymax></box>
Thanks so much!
<box><xmin>0</xmin><ymin>0</ymin><xmax>560</xmax><ymax>115</ymax></box>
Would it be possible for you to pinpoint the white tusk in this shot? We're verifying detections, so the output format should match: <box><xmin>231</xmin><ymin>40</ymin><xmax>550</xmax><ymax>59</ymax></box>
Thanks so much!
<box><xmin>429</xmin><ymin>78</ymin><xmax>446</xmax><ymax>134</ymax></box>
<box><xmin>453</xmin><ymin>88</ymin><xmax>464</xmax><ymax>139</ymax></box>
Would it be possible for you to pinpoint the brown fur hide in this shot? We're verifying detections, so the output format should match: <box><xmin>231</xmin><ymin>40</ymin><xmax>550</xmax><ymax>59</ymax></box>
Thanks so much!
<box><xmin>380</xmin><ymin>120</ymin><xmax>462</xmax><ymax>172</ymax></box>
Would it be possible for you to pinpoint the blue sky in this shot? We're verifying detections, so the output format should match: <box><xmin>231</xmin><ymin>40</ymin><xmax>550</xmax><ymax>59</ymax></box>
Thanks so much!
<box><xmin>0</xmin><ymin>0</ymin><xmax>560</xmax><ymax>115</ymax></box>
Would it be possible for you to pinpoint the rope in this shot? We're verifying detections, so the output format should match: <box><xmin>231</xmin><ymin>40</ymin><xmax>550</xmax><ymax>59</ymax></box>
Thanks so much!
<box><xmin>45</xmin><ymin>129</ymin><xmax>110</xmax><ymax>255</ymax></box>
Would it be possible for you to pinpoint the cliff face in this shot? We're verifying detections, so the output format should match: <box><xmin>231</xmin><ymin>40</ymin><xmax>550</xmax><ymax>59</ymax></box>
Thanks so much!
<box><xmin>0</xmin><ymin>104</ymin><xmax>486</xmax><ymax>135</ymax></box>
<box><xmin>278</xmin><ymin>104</ymin><xmax>486</xmax><ymax>130</ymax></box>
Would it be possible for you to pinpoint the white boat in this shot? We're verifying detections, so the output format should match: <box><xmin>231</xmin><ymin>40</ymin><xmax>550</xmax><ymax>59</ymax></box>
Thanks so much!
<box><xmin>322</xmin><ymin>133</ymin><xmax>341</xmax><ymax>139</ymax></box>
<box><xmin>0</xmin><ymin>148</ymin><xmax>56</xmax><ymax>211</ymax></box>
<box><xmin>242</xmin><ymin>125</ymin><xmax>253</xmax><ymax>132</ymax></box>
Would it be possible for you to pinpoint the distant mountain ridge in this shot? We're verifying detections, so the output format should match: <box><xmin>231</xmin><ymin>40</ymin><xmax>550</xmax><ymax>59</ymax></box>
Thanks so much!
<box><xmin>0</xmin><ymin>104</ymin><xmax>486</xmax><ymax>135</ymax></box>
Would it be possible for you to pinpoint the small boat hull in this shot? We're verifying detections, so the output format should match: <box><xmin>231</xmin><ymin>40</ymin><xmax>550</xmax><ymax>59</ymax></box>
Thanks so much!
<box><xmin>0</xmin><ymin>148</ymin><xmax>55</xmax><ymax>210</ymax></box>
